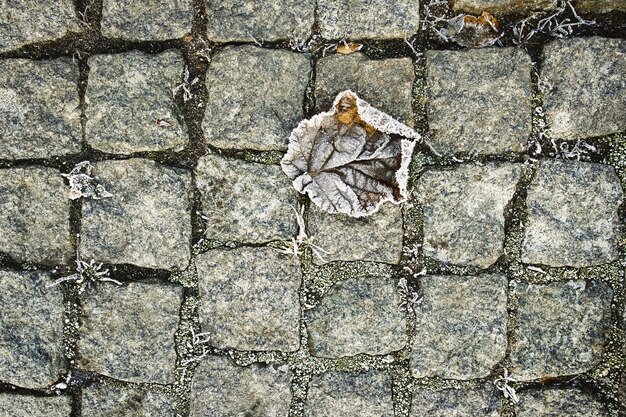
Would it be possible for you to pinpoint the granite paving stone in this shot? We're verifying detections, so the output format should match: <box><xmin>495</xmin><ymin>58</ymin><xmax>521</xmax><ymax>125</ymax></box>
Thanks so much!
<box><xmin>77</xmin><ymin>281</ymin><xmax>182</xmax><ymax>384</ymax></box>
<box><xmin>101</xmin><ymin>0</ymin><xmax>193</xmax><ymax>41</ymax></box>
<box><xmin>411</xmin><ymin>274</ymin><xmax>508</xmax><ymax>379</ymax></box>
<box><xmin>522</xmin><ymin>160</ymin><xmax>623</xmax><ymax>267</ymax></box>
<box><xmin>416</xmin><ymin>163</ymin><xmax>522</xmax><ymax>268</ymax></box>
<box><xmin>206</xmin><ymin>0</ymin><xmax>314</xmax><ymax>42</ymax></box>
<box><xmin>574</xmin><ymin>0</ymin><xmax>626</xmax><ymax>12</ymax></box>
<box><xmin>196</xmin><ymin>247</ymin><xmax>301</xmax><ymax>352</ymax></box>
<box><xmin>0</xmin><ymin>58</ymin><xmax>81</xmax><ymax>160</ymax></box>
<box><xmin>510</xmin><ymin>280</ymin><xmax>613</xmax><ymax>380</ymax></box>
<box><xmin>203</xmin><ymin>46</ymin><xmax>311</xmax><ymax>151</ymax></box>
<box><xmin>85</xmin><ymin>51</ymin><xmax>187</xmax><ymax>154</ymax></box>
<box><xmin>0</xmin><ymin>393</ymin><xmax>72</xmax><ymax>417</ymax></box>
<box><xmin>0</xmin><ymin>166</ymin><xmax>73</xmax><ymax>265</ymax></box>
<box><xmin>426</xmin><ymin>48</ymin><xmax>532</xmax><ymax>155</ymax></box>
<box><xmin>305</xmin><ymin>275</ymin><xmax>407</xmax><ymax>358</ymax></box>
<box><xmin>82</xmin><ymin>382</ymin><xmax>176</xmax><ymax>417</ymax></box>
<box><xmin>0</xmin><ymin>0</ymin><xmax>78</xmax><ymax>52</ymax></box>
<box><xmin>516</xmin><ymin>388</ymin><xmax>610</xmax><ymax>417</ymax></box>
<box><xmin>190</xmin><ymin>355</ymin><xmax>292</xmax><ymax>417</ymax></box>
<box><xmin>79</xmin><ymin>159</ymin><xmax>192</xmax><ymax>271</ymax></box>
<box><xmin>318</xmin><ymin>0</ymin><xmax>421</xmax><ymax>39</ymax></box>
<box><xmin>307</xmin><ymin>204</ymin><xmax>403</xmax><ymax>265</ymax></box>
<box><xmin>305</xmin><ymin>371</ymin><xmax>393</xmax><ymax>417</ymax></box>
<box><xmin>449</xmin><ymin>0</ymin><xmax>557</xmax><ymax>14</ymax></box>
<box><xmin>315</xmin><ymin>53</ymin><xmax>414</xmax><ymax>125</ymax></box>
<box><xmin>195</xmin><ymin>155</ymin><xmax>296</xmax><ymax>243</ymax></box>
<box><xmin>542</xmin><ymin>37</ymin><xmax>626</xmax><ymax>140</ymax></box>
<box><xmin>0</xmin><ymin>270</ymin><xmax>66</xmax><ymax>389</ymax></box>
<box><xmin>411</xmin><ymin>385</ymin><xmax>501</xmax><ymax>417</ymax></box>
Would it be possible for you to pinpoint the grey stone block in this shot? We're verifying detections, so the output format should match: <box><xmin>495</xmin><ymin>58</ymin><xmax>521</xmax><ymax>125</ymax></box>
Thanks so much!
<box><xmin>203</xmin><ymin>46</ymin><xmax>311</xmax><ymax>151</ymax></box>
<box><xmin>0</xmin><ymin>270</ymin><xmax>66</xmax><ymax>389</ymax></box>
<box><xmin>510</xmin><ymin>280</ymin><xmax>613</xmax><ymax>380</ymax></box>
<box><xmin>516</xmin><ymin>388</ymin><xmax>609</xmax><ymax>417</ymax></box>
<box><xmin>426</xmin><ymin>48</ymin><xmax>532</xmax><ymax>155</ymax></box>
<box><xmin>522</xmin><ymin>160</ymin><xmax>623</xmax><ymax>267</ymax></box>
<box><xmin>0</xmin><ymin>393</ymin><xmax>72</xmax><ymax>417</ymax></box>
<box><xmin>573</xmin><ymin>0</ymin><xmax>626</xmax><ymax>12</ymax></box>
<box><xmin>411</xmin><ymin>385</ymin><xmax>501</xmax><ymax>416</ymax></box>
<box><xmin>196</xmin><ymin>247</ymin><xmax>301</xmax><ymax>352</ymax></box>
<box><xmin>82</xmin><ymin>382</ymin><xmax>176</xmax><ymax>417</ymax></box>
<box><xmin>80</xmin><ymin>159</ymin><xmax>192</xmax><ymax>271</ymax></box>
<box><xmin>450</xmin><ymin>0</ymin><xmax>557</xmax><ymax>14</ymax></box>
<box><xmin>411</xmin><ymin>274</ymin><xmax>508</xmax><ymax>380</ymax></box>
<box><xmin>0</xmin><ymin>166</ymin><xmax>72</xmax><ymax>265</ymax></box>
<box><xmin>85</xmin><ymin>51</ymin><xmax>187</xmax><ymax>154</ymax></box>
<box><xmin>77</xmin><ymin>281</ymin><xmax>182</xmax><ymax>384</ymax></box>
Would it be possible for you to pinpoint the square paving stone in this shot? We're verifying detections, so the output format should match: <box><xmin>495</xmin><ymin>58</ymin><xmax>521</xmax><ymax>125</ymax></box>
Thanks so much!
<box><xmin>0</xmin><ymin>1</ymin><xmax>78</xmax><ymax>52</ymax></box>
<box><xmin>305</xmin><ymin>371</ymin><xmax>393</xmax><ymax>417</ymax></box>
<box><xmin>0</xmin><ymin>270</ymin><xmax>66</xmax><ymax>389</ymax></box>
<box><xmin>101</xmin><ymin>0</ymin><xmax>192</xmax><ymax>41</ymax></box>
<box><xmin>85</xmin><ymin>51</ymin><xmax>187</xmax><ymax>154</ymax></box>
<box><xmin>305</xmin><ymin>275</ymin><xmax>407</xmax><ymax>358</ymax></box>
<box><xmin>80</xmin><ymin>159</ymin><xmax>192</xmax><ymax>271</ymax></box>
<box><xmin>190</xmin><ymin>355</ymin><xmax>292</xmax><ymax>417</ymax></box>
<box><xmin>307</xmin><ymin>204</ymin><xmax>403</xmax><ymax>265</ymax></box>
<box><xmin>315</xmin><ymin>53</ymin><xmax>414</xmax><ymax>125</ymax></box>
<box><xmin>195</xmin><ymin>155</ymin><xmax>296</xmax><ymax>243</ymax></box>
<box><xmin>516</xmin><ymin>388</ymin><xmax>609</xmax><ymax>417</ymax></box>
<box><xmin>449</xmin><ymin>0</ymin><xmax>556</xmax><ymax>14</ymax></box>
<box><xmin>82</xmin><ymin>382</ymin><xmax>176</xmax><ymax>417</ymax></box>
<box><xmin>0</xmin><ymin>58</ymin><xmax>81</xmax><ymax>160</ymax></box>
<box><xmin>574</xmin><ymin>0</ymin><xmax>626</xmax><ymax>12</ymax></box>
<box><xmin>196</xmin><ymin>247</ymin><xmax>301</xmax><ymax>352</ymax></box>
<box><xmin>510</xmin><ymin>280</ymin><xmax>613</xmax><ymax>381</ymax></box>
<box><xmin>0</xmin><ymin>393</ymin><xmax>72</xmax><ymax>417</ymax></box>
<box><xmin>522</xmin><ymin>160</ymin><xmax>623</xmax><ymax>267</ymax></box>
<box><xmin>411</xmin><ymin>274</ymin><xmax>508</xmax><ymax>380</ymax></box>
<box><xmin>542</xmin><ymin>37</ymin><xmax>626</xmax><ymax>140</ymax></box>
<box><xmin>203</xmin><ymin>46</ymin><xmax>311</xmax><ymax>151</ymax></box>
<box><xmin>411</xmin><ymin>385</ymin><xmax>501</xmax><ymax>417</ymax></box>
<box><xmin>0</xmin><ymin>166</ymin><xmax>73</xmax><ymax>265</ymax></box>
<box><xmin>426</xmin><ymin>48</ymin><xmax>532</xmax><ymax>155</ymax></box>
<box><xmin>206</xmin><ymin>0</ymin><xmax>314</xmax><ymax>42</ymax></box>
<box><xmin>77</xmin><ymin>281</ymin><xmax>182</xmax><ymax>384</ymax></box>
<box><xmin>318</xmin><ymin>0</ymin><xmax>420</xmax><ymax>39</ymax></box>
<box><xmin>416</xmin><ymin>163</ymin><xmax>522</xmax><ymax>269</ymax></box>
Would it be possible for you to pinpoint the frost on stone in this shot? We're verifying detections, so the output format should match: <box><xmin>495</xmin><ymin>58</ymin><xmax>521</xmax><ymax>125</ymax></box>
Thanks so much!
<box><xmin>281</xmin><ymin>90</ymin><xmax>419</xmax><ymax>218</ymax></box>
<box><xmin>61</xmin><ymin>161</ymin><xmax>113</xmax><ymax>200</ymax></box>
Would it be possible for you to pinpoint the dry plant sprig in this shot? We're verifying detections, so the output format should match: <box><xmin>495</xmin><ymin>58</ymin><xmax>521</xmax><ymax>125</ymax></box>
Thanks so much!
<box><xmin>47</xmin><ymin>256</ymin><xmax>122</xmax><ymax>294</ymax></box>
<box><xmin>172</xmin><ymin>65</ymin><xmax>199</xmax><ymax>103</ymax></box>
<box><xmin>494</xmin><ymin>368</ymin><xmax>520</xmax><ymax>403</ymax></box>
<box><xmin>276</xmin><ymin>204</ymin><xmax>329</xmax><ymax>263</ymax></box>
<box><xmin>397</xmin><ymin>277</ymin><xmax>421</xmax><ymax>311</ymax></box>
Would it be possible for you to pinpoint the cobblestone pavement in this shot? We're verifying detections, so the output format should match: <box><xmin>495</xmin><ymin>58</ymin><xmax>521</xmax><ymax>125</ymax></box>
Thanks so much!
<box><xmin>0</xmin><ymin>1</ymin><xmax>625</xmax><ymax>416</ymax></box>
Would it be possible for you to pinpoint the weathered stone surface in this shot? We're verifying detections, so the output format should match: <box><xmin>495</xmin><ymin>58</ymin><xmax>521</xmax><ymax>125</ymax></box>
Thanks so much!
<box><xmin>0</xmin><ymin>166</ymin><xmax>72</xmax><ymax>265</ymax></box>
<box><xmin>307</xmin><ymin>204</ymin><xmax>403</xmax><ymax>265</ymax></box>
<box><xmin>82</xmin><ymin>382</ymin><xmax>176</xmax><ymax>417</ymax></box>
<box><xmin>0</xmin><ymin>58</ymin><xmax>81</xmax><ymax>160</ymax></box>
<box><xmin>101</xmin><ymin>0</ymin><xmax>192</xmax><ymax>41</ymax></box>
<box><xmin>510</xmin><ymin>280</ymin><xmax>613</xmax><ymax>381</ymax></box>
<box><xmin>80</xmin><ymin>159</ymin><xmax>192</xmax><ymax>271</ymax></box>
<box><xmin>522</xmin><ymin>160</ymin><xmax>623</xmax><ymax>267</ymax></box>
<box><xmin>318</xmin><ymin>0</ymin><xmax>420</xmax><ymax>39</ymax></box>
<box><xmin>416</xmin><ymin>163</ymin><xmax>522</xmax><ymax>268</ymax></box>
<box><xmin>0</xmin><ymin>393</ymin><xmax>72</xmax><ymax>417</ymax></box>
<box><xmin>203</xmin><ymin>46</ymin><xmax>310</xmax><ymax>151</ymax></box>
<box><xmin>315</xmin><ymin>54</ymin><xmax>414</xmax><ymax>125</ymax></box>
<box><xmin>85</xmin><ymin>51</ymin><xmax>187</xmax><ymax>154</ymax></box>
<box><xmin>411</xmin><ymin>385</ymin><xmax>501</xmax><ymax>417</ymax></box>
<box><xmin>305</xmin><ymin>275</ymin><xmax>407</xmax><ymax>358</ymax></box>
<box><xmin>0</xmin><ymin>1</ymin><xmax>78</xmax><ymax>52</ymax></box>
<box><xmin>197</xmin><ymin>247</ymin><xmax>301</xmax><ymax>352</ymax></box>
<box><xmin>426</xmin><ymin>48</ymin><xmax>532</xmax><ymax>155</ymax></box>
<box><xmin>0</xmin><ymin>270</ymin><xmax>66</xmax><ymax>389</ymax></box>
<box><xmin>574</xmin><ymin>0</ymin><xmax>626</xmax><ymax>12</ymax></box>
<box><xmin>516</xmin><ymin>388</ymin><xmax>609</xmax><ymax>417</ymax></box>
<box><xmin>542</xmin><ymin>37</ymin><xmax>625</xmax><ymax>140</ymax></box>
<box><xmin>411</xmin><ymin>274</ymin><xmax>508</xmax><ymax>379</ymax></box>
<box><xmin>305</xmin><ymin>371</ymin><xmax>393</xmax><ymax>417</ymax></box>
<box><xmin>77</xmin><ymin>281</ymin><xmax>182</xmax><ymax>384</ymax></box>
<box><xmin>190</xmin><ymin>355</ymin><xmax>292</xmax><ymax>417</ymax></box>
<box><xmin>206</xmin><ymin>0</ymin><xmax>314</xmax><ymax>42</ymax></box>
<box><xmin>195</xmin><ymin>155</ymin><xmax>296</xmax><ymax>243</ymax></box>
<box><xmin>450</xmin><ymin>0</ymin><xmax>557</xmax><ymax>14</ymax></box>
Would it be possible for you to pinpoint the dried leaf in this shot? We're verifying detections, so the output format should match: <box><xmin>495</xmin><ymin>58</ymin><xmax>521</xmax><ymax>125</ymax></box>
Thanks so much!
<box><xmin>336</xmin><ymin>41</ymin><xmax>363</xmax><ymax>55</ymax></box>
<box><xmin>281</xmin><ymin>90</ymin><xmax>419</xmax><ymax>218</ymax></box>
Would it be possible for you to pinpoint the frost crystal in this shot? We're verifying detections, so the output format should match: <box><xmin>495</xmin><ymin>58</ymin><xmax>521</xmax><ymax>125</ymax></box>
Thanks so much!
<box><xmin>281</xmin><ymin>90</ymin><xmax>419</xmax><ymax>218</ymax></box>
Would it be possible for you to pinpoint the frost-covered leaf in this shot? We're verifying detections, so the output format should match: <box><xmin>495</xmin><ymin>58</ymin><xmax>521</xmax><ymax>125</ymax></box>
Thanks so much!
<box><xmin>281</xmin><ymin>90</ymin><xmax>419</xmax><ymax>218</ymax></box>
